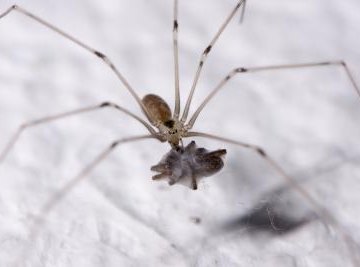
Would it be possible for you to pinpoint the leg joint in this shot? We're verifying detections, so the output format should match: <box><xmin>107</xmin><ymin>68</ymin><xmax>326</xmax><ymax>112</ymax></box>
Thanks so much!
<box><xmin>255</xmin><ymin>147</ymin><xmax>267</xmax><ymax>157</ymax></box>
<box><xmin>203</xmin><ymin>45</ymin><xmax>212</xmax><ymax>55</ymax></box>
<box><xmin>94</xmin><ymin>51</ymin><xmax>106</xmax><ymax>59</ymax></box>
<box><xmin>173</xmin><ymin>20</ymin><xmax>178</xmax><ymax>31</ymax></box>
<box><xmin>110</xmin><ymin>141</ymin><xmax>119</xmax><ymax>149</ymax></box>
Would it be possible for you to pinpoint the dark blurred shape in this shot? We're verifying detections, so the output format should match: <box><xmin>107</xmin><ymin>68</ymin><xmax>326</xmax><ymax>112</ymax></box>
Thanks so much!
<box><xmin>151</xmin><ymin>141</ymin><xmax>226</xmax><ymax>190</ymax></box>
<box><xmin>190</xmin><ymin>216</ymin><xmax>202</xmax><ymax>224</ymax></box>
<box><xmin>225</xmin><ymin>204</ymin><xmax>310</xmax><ymax>235</ymax></box>
<box><xmin>222</xmin><ymin>185</ymin><xmax>317</xmax><ymax>235</ymax></box>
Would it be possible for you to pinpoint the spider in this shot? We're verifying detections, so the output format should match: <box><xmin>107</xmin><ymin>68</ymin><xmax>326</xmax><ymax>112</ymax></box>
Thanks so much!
<box><xmin>0</xmin><ymin>0</ymin><xmax>360</xmax><ymax>266</ymax></box>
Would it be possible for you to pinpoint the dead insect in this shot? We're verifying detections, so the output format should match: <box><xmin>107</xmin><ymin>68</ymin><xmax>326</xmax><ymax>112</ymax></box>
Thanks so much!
<box><xmin>151</xmin><ymin>141</ymin><xmax>226</xmax><ymax>190</ymax></box>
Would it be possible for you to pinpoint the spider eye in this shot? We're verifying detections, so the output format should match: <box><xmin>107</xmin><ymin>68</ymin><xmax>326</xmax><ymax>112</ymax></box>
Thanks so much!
<box><xmin>164</xmin><ymin>120</ymin><xmax>175</xmax><ymax>128</ymax></box>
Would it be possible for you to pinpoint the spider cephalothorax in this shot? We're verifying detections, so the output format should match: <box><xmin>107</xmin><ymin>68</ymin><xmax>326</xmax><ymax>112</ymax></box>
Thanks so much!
<box><xmin>151</xmin><ymin>141</ymin><xmax>226</xmax><ymax>190</ymax></box>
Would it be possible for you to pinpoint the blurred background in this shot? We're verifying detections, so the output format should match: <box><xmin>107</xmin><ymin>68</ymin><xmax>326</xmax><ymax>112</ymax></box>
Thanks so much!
<box><xmin>0</xmin><ymin>0</ymin><xmax>360</xmax><ymax>266</ymax></box>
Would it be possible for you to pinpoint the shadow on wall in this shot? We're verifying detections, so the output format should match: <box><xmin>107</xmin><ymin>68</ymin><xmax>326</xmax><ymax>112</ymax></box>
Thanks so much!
<box><xmin>220</xmin><ymin>184</ymin><xmax>317</xmax><ymax>235</ymax></box>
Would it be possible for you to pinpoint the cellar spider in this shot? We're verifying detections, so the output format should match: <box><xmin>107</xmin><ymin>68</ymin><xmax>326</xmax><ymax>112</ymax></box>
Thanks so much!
<box><xmin>0</xmin><ymin>0</ymin><xmax>360</xmax><ymax>266</ymax></box>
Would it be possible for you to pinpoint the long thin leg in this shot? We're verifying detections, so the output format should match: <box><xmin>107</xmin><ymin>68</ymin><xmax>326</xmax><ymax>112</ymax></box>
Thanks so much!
<box><xmin>0</xmin><ymin>102</ymin><xmax>158</xmax><ymax>163</ymax></box>
<box><xmin>180</xmin><ymin>0</ymin><xmax>245</xmax><ymax>123</ymax></box>
<box><xmin>185</xmin><ymin>131</ymin><xmax>360</xmax><ymax>266</ymax></box>
<box><xmin>239</xmin><ymin>0</ymin><xmax>247</xmax><ymax>23</ymax></box>
<box><xmin>187</xmin><ymin>60</ymin><xmax>360</xmax><ymax>128</ymax></box>
<box><xmin>0</xmin><ymin>5</ymin><xmax>155</xmax><ymax>124</ymax></box>
<box><xmin>13</xmin><ymin>134</ymin><xmax>155</xmax><ymax>267</ymax></box>
<box><xmin>173</xmin><ymin>0</ymin><xmax>181</xmax><ymax>119</ymax></box>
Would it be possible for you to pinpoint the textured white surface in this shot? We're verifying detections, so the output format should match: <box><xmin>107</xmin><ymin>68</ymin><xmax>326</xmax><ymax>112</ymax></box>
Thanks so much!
<box><xmin>0</xmin><ymin>0</ymin><xmax>360</xmax><ymax>266</ymax></box>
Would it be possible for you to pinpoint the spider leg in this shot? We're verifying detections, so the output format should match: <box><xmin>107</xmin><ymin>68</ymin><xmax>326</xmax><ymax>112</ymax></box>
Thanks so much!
<box><xmin>181</xmin><ymin>0</ymin><xmax>246</xmax><ymax>122</ymax></box>
<box><xmin>187</xmin><ymin>60</ymin><xmax>360</xmax><ymax>128</ymax></box>
<box><xmin>0</xmin><ymin>5</ymin><xmax>155</xmax><ymax>124</ymax></box>
<box><xmin>185</xmin><ymin>131</ymin><xmax>360</xmax><ymax>266</ymax></box>
<box><xmin>37</xmin><ymin>134</ymin><xmax>155</xmax><ymax>225</ymax></box>
<box><xmin>238</xmin><ymin>0</ymin><xmax>247</xmax><ymax>24</ymax></box>
<box><xmin>152</xmin><ymin>172</ymin><xmax>170</xmax><ymax>180</ymax></box>
<box><xmin>172</xmin><ymin>0</ymin><xmax>181</xmax><ymax>119</ymax></box>
<box><xmin>0</xmin><ymin>102</ymin><xmax>158</xmax><ymax>163</ymax></box>
<box><xmin>14</xmin><ymin>135</ymin><xmax>155</xmax><ymax>266</ymax></box>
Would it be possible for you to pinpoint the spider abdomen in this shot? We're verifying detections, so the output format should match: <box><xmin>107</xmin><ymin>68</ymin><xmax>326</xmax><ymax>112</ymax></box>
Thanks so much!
<box><xmin>142</xmin><ymin>94</ymin><xmax>172</xmax><ymax>124</ymax></box>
